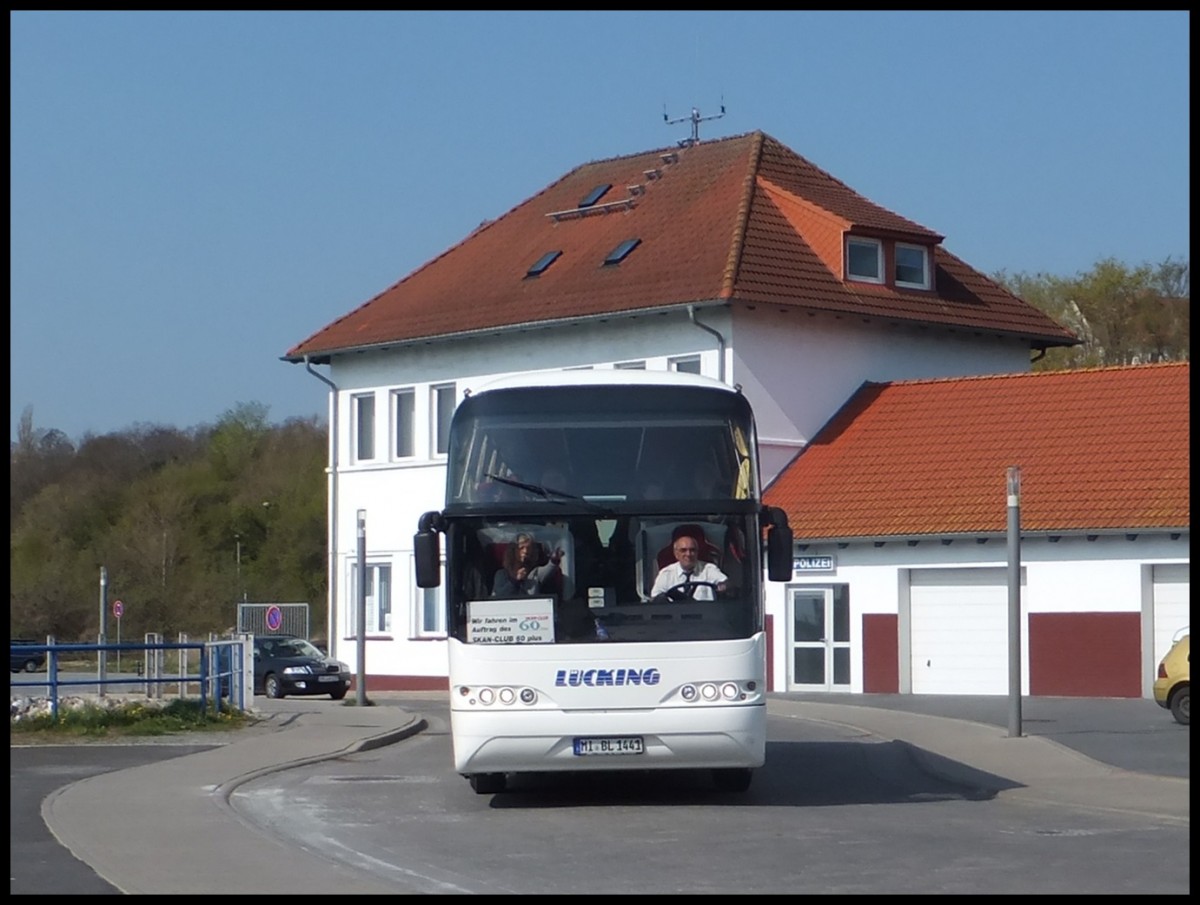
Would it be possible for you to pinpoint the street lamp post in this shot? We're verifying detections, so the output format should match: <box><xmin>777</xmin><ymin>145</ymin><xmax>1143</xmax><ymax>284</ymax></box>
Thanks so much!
<box><xmin>356</xmin><ymin>509</ymin><xmax>367</xmax><ymax>706</ymax></box>
<box><xmin>235</xmin><ymin>533</ymin><xmax>245</xmax><ymax>602</ymax></box>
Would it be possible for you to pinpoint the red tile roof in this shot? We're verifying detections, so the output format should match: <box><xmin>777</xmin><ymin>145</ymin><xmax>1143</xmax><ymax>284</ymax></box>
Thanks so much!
<box><xmin>286</xmin><ymin>131</ymin><xmax>1077</xmax><ymax>362</ymax></box>
<box><xmin>763</xmin><ymin>362</ymin><xmax>1190</xmax><ymax>539</ymax></box>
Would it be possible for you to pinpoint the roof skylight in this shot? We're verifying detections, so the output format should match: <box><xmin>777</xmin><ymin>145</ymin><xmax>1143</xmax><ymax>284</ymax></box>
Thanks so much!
<box><xmin>603</xmin><ymin>238</ymin><xmax>641</xmax><ymax>266</ymax></box>
<box><xmin>525</xmin><ymin>250</ymin><xmax>562</xmax><ymax>278</ymax></box>
<box><xmin>578</xmin><ymin>184</ymin><xmax>612</xmax><ymax>208</ymax></box>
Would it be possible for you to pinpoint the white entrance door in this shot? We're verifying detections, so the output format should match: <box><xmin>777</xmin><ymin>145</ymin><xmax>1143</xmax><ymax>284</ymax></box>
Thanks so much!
<box><xmin>910</xmin><ymin>568</ymin><xmax>1010</xmax><ymax>695</ymax></box>
<box><xmin>786</xmin><ymin>587</ymin><xmax>850</xmax><ymax>691</ymax></box>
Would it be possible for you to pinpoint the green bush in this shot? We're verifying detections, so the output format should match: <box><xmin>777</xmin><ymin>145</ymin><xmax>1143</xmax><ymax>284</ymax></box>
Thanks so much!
<box><xmin>10</xmin><ymin>697</ymin><xmax>250</xmax><ymax>740</ymax></box>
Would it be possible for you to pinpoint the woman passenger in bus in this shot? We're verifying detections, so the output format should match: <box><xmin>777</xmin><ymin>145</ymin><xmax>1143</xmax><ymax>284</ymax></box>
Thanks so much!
<box><xmin>492</xmin><ymin>533</ymin><xmax>564</xmax><ymax>596</ymax></box>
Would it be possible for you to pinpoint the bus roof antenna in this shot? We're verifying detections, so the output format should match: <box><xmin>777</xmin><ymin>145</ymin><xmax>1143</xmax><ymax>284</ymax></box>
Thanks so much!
<box><xmin>663</xmin><ymin>101</ymin><xmax>726</xmax><ymax>147</ymax></box>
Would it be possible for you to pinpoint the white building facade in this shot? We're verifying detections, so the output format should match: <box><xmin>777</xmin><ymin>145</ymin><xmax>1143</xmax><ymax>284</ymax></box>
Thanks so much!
<box><xmin>305</xmin><ymin>308</ymin><xmax>1041</xmax><ymax>691</ymax></box>
<box><xmin>766</xmin><ymin>535</ymin><xmax>1188</xmax><ymax>699</ymax></box>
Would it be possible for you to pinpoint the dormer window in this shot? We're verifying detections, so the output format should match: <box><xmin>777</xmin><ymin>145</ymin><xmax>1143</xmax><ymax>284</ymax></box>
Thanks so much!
<box><xmin>846</xmin><ymin>236</ymin><xmax>933</xmax><ymax>290</ymax></box>
<box><xmin>895</xmin><ymin>243</ymin><xmax>931</xmax><ymax>290</ymax></box>
<box><xmin>846</xmin><ymin>237</ymin><xmax>883</xmax><ymax>284</ymax></box>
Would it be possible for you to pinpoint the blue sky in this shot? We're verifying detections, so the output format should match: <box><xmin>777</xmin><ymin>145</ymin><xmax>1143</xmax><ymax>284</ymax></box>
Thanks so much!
<box><xmin>10</xmin><ymin>10</ymin><xmax>1189</xmax><ymax>443</ymax></box>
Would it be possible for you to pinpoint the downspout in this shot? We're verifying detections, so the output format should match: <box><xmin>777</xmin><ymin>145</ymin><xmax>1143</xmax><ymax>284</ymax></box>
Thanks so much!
<box><xmin>687</xmin><ymin>304</ymin><xmax>727</xmax><ymax>383</ymax></box>
<box><xmin>304</xmin><ymin>356</ymin><xmax>340</xmax><ymax>661</ymax></box>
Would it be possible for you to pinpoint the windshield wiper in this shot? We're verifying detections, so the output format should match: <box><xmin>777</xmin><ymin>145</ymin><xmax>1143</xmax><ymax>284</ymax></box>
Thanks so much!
<box><xmin>484</xmin><ymin>473</ymin><xmax>614</xmax><ymax>515</ymax></box>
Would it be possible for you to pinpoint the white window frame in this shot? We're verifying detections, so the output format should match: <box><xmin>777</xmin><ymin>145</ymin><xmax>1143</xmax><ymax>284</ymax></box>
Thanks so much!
<box><xmin>352</xmin><ymin>392</ymin><xmax>376</xmax><ymax>462</ymax></box>
<box><xmin>411</xmin><ymin>553</ymin><xmax>447</xmax><ymax>638</ymax></box>
<box><xmin>846</xmin><ymin>237</ymin><xmax>884</xmax><ymax>284</ymax></box>
<box><xmin>895</xmin><ymin>243</ymin><xmax>931</xmax><ymax>289</ymax></box>
<box><xmin>346</xmin><ymin>560</ymin><xmax>392</xmax><ymax>636</ymax></box>
<box><xmin>669</xmin><ymin>355</ymin><xmax>702</xmax><ymax>375</ymax></box>
<box><xmin>391</xmin><ymin>388</ymin><xmax>416</xmax><ymax>460</ymax></box>
<box><xmin>431</xmin><ymin>383</ymin><xmax>456</xmax><ymax>458</ymax></box>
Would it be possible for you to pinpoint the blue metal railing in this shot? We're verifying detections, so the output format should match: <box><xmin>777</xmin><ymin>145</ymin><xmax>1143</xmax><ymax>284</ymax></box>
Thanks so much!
<box><xmin>9</xmin><ymin>639</ymin><xmax>251</xmax><ymax>721</ymax></box>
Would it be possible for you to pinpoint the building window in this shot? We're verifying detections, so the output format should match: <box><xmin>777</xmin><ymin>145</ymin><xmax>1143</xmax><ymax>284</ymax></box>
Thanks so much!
<box><xmin>353</xmin><ymin>393</ymin><xmax>376</xmax><ymax>462</ymax></box>
<box><xmin>347</xmin><ymin>561</ymin><xmax>392</xmax><ymax>635</ymax></box>
<box><xmin>846</xmin><ymin>237</ymin><xmax>883</xmax><ymax>284</ymax></box>
<box><xmin>895</xmin><ymin>243</ymin><xmax>930</xmax><ymax>289</ymax></box>
<box><xmin>432</xmin><ymin>383</ymin><xmax>456</xmax><ymax>456</ymax></box>
<box><xmin>669</xmin><ymin>355</ymin><xmax>702</xmax><ymax>375</ymax></box>
<box><xmin>413</xmin><ymin>554</ymin><xmax>446</xmax><ymax>638</ymax></box>
<box><xmin>392</xmin><ymin>389</ymin><xmax>415</xmax><ymax>459</ymax></box>
<box><xmin>614</xmin><ymin>360</ymin><xmax>646</xmax><ymax>370</ymax></box>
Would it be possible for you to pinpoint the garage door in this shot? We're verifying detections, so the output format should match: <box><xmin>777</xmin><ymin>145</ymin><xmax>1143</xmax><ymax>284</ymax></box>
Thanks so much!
<box><xmin>910</xmin><ymin>568</ymin><xmax>1010</xmax><ymax>695</ymax></box>
<box><xmin>1152</xmin><ymin>563</ymin><xmax>1189</xmax><ymax>665</ymax></box>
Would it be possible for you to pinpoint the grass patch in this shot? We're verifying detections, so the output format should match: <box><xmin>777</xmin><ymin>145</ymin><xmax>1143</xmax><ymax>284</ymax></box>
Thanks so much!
<box><xmin>10</xmin><ymin>697</ymin><xmax>252</xmax><ymax>743</ymax></box>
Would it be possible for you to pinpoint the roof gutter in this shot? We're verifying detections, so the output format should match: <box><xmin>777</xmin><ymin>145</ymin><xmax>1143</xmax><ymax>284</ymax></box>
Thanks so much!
<box><xmin>284</xmin><ymin>301</ymin><xmax>729</xmax><ymax>365</ymax></box>
<box><xmin>687</xmin><ymin>304</ymin><xmax>726</xmax><ymax>383</ymax></box>
<box><xmin>304</xmin><ymin>355</ymin><xmax>341</xmax><ymax>662</ymax></box>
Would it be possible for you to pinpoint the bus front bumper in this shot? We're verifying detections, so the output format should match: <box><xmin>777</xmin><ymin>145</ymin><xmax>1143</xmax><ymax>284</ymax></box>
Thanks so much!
<box><xmin>450</xmin><ymin>703</ymin><xmax>766</xmax><ymax>774</ymax></box>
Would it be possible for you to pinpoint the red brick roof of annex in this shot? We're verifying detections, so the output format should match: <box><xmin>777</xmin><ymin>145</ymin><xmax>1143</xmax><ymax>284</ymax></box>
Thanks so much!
<box><xmin>285</xmin><ymin>131</ymin><xmax>1077</xmax><ymax>362</ymax></box>
<box><xmin>763</xmin><ymin>361</ymin><xmax>1190</xmax><ymax>541</ymax></box>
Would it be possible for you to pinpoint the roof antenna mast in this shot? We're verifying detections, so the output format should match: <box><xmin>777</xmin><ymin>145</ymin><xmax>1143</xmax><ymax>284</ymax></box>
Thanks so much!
<box><xmin>663</xmin><ymin>99</ymin><xmax>726</xmax><ymax>148</ymax></box>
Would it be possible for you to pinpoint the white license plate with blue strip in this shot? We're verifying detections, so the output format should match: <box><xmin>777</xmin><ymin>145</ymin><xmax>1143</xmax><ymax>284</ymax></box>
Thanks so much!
<box><xmin>573</xmin><ymin>736</ymin><xmax>644</xmax><ymax>756</ymax></box>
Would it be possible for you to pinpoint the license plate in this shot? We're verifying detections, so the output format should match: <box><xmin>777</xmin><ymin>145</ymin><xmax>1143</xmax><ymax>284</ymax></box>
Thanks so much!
<box><xmin>573</xmin><ymin>736</ymin><xmax>644</xmax><ymax>756</ymax></box>
<box><xmin>318</xmin><ymin>675</ymin><xmax>340</xmax><ymax>683</ymax></box>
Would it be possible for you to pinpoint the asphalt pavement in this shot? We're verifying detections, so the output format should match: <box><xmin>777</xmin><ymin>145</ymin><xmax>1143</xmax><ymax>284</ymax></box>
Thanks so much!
<box><xmin>28</xmin><ymin>692</ymin><xmax>1190</xmax><ymax>895</ymax></box>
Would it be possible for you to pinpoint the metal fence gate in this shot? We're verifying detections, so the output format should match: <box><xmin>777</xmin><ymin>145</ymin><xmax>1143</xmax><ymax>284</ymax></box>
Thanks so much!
<box><xmin>236</xmin><ymin>602</ymin><xmax>310</xmax><ymax>640</ymax></box>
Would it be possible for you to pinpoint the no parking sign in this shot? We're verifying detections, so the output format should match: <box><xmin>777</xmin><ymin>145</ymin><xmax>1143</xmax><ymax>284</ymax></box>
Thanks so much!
<box><xmin>112</xmin><ymin>599</ymin><xmax>124</xmax><ymax>618</ymax></box>
<box><xmin>265</xmin><ymin>605</ymin><xmax>283</xmax><ymax>632</ymax></box>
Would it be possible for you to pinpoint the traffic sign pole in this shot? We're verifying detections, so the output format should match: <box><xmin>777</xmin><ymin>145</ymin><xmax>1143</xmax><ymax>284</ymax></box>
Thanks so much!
<box><xmin>113</xmin><ymin>600</ymin><xmax>124</xmax><ymax>671</ymax></box>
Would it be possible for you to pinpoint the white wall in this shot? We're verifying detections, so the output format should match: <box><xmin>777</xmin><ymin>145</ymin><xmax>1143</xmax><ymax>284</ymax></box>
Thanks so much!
<box><xmin>765</xmin><ymin>533</ymin><xmax>1189</xmax><ymax>694</ymax></box>
<box><xmin>728</xmin><ymin>308</ymin><xmax>1033</xmax><ymax>483</ymax></box>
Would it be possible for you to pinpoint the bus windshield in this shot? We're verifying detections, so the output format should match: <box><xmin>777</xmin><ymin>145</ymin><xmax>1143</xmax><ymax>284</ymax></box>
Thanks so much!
<box><xmin>446</xmin><ymin>512</ymin><xmax>761</xmax><ymax>645</ymax></box>
<box><xmin>445</xmin><ymin>384</ymin><xmax>758</xmax><ymax>508</ymax></box>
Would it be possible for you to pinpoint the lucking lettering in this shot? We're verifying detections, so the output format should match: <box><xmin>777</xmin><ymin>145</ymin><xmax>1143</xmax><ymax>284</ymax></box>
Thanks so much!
<box><xmin>554</xmin><ymin>668</ymin><xmax>661</xmax><ymax>687</ymax></box>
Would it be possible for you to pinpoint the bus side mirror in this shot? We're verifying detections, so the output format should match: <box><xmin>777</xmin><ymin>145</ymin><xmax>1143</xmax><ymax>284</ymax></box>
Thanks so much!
<box><xmin>415</xmin><ymin>531</ymin><xmax>441</xmax><ymax>587</ymax></box>
<box><xmin>763</xmin><ymin>505</ymin><xmax>793</xmax><ymax>582</ymax></box>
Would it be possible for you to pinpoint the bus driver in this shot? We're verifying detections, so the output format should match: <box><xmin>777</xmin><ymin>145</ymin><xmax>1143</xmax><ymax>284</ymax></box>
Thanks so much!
<box><xmin>650</xmin><ymin>527</ymin><xmax>727</xmax><ymax>601</ymax></box>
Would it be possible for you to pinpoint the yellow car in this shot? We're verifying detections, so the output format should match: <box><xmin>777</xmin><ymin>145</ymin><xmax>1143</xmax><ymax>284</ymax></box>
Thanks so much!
<box><xmin>1153</xmin><ymin>633</ymin><xmax>1189</xmax><ymax>726</ymax></box>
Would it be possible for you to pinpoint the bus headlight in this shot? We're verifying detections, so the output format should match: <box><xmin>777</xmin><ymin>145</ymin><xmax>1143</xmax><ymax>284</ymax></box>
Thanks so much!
<box><xmin>519</xmin><ymin>687</ymin><xmax>537</xmax><ymax>705</ymax></box>
<box><xmin>498</xmin><ymin>687</ymin><xmax>516</xmax><ymax>705</ymax></box>
<box><xmin>679</xmin><ymin>681</ymin><xmax>756</xmax><ymax>703</ymax></box>
<box><xmin>479</xmin><ymin>687</ymin><xmax>495</xmax><ymax>705</ymax></box>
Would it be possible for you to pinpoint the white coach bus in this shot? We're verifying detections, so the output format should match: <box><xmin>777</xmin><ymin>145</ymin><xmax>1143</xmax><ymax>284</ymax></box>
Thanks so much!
<box><xmin>414</xmin><ymin>370</ymin><xmax>793</xmax><ymax>794</ymax></box>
